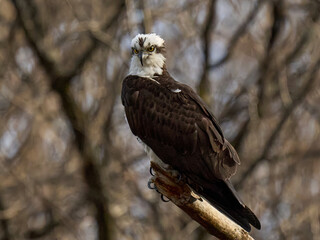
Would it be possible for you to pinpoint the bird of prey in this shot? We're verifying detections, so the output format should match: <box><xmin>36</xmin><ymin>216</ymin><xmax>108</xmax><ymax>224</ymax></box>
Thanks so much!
<box><xmin>121</xmin><ymin>33</ymin><xmax>261</xmax><ymax>232</ymax></box>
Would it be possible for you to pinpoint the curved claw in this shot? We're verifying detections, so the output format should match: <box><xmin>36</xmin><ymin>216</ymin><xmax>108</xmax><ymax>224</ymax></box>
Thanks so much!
<box><xmin>149</xmin><ymin>167</ymin><xmax>155</xmax><ymax>176</ymax></box>
<box><xmin>161</xmin><ymin>194</ymin><xmax>170</xmax><ymax>202</ymax></box>
<box><xmin>174</xmin><ymin>171</ymin><xmax>185</xmax><ymax>183</ymax></box>
<box><xmin>147</xmin><ymin>180</ymin><xmax>156</xmax><ymax>190</ymax></box>
<box><xmin>176</xmin><ymin>172</ymin><xmax>182</xmax><ymax>182</ymax></box>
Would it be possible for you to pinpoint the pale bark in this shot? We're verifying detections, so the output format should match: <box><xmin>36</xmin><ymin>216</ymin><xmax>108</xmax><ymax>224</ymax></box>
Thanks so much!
<box><xmin>150</xmin><ymin>162</ymin><xmax>255</xmax><ymax>240</ymax></box>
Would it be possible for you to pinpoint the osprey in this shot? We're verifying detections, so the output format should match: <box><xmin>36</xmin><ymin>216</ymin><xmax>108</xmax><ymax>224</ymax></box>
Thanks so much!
<box><xmin>121</xmin><ymin>33</ymin><xmax>261</xmax><ymax>232</ymax></box>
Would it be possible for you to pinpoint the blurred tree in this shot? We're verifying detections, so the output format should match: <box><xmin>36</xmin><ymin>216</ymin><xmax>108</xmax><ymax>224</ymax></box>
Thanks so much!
<box><xmin>0</xmin><ymin>0</ymin><xmax>319</xmax><ymax>239</ymax></box>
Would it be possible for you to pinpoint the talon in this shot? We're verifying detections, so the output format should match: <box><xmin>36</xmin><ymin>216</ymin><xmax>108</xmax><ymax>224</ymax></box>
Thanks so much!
<box><xmin>149</xmin><ymin>167</ymin><xmax>155</xmax><ymax>176</ymax></box>
<box><xmin>175</xmin><ymin>171</ymin><xmax>185</xmax><ymax>183</ymax></box>
<box><xmin>148</xmin><ymin>180</ymin><xmax>156</xmax><ymax>189</ymax></box>
<box><xmin>161</xmin><ymin>194</ymin><xmax>170</xmax><ymax>202</ymax></box>
<box><xmin>177</xmin><ymin>172</ymin><xmax>182</xmax><ymax>182</ymax></box>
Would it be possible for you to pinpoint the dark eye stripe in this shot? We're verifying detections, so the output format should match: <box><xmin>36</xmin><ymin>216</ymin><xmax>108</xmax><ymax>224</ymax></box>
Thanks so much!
<box><xmin>156</xmin><ymin>46</ymin><xmax>165</xmax><ymax>54</ymax></box>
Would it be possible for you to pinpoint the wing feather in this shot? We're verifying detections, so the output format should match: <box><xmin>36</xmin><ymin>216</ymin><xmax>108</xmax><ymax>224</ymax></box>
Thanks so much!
<box><xmin>122</xmin><ymin>74</ymin><xmax>260</xmax><ymax>231</ymax></box>
<box><xmin>122</xmin><ymin>75</ymin><xmax>239</xmax><ymax>180</ymax></box>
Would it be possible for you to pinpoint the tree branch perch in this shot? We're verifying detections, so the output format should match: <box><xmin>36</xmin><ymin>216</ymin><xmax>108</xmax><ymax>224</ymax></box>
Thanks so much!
<box><xmin>150</xmin><ymin>162</ymin><xmax>255</xmax><ymax>240</ymax></box>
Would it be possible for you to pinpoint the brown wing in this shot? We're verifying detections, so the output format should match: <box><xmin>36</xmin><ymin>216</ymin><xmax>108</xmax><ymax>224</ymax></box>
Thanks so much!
<box><xmin>177</xmin><ymin>83</ymin><xmax>241</xmax><ymax>179</ymax></box>
<box><xmin>121</xmin><ymin>74</ymin><xmax>261</xmax><ymax>231</ymax></box>
<box><xmin>121</xmin><ymin>75</ymin><xmax>239</xmax><ymax>180</ymax></box>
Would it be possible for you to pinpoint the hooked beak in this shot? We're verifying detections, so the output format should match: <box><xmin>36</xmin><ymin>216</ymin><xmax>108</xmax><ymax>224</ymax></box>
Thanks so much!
<box><xmin>138</xmin><ymin>51</ymin><xmax>143</xmax><ymax>66</ymax></box>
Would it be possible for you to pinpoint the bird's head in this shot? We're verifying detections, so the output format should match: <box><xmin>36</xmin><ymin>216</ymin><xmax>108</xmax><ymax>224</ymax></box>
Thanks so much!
<box><xmin>129</xmin><ymin>33</ymin><xmax>166</xmax><ymax>77</ymax></box>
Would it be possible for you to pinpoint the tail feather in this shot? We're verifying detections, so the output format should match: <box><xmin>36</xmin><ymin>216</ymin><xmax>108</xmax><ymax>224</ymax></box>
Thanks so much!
<box><xmin>194</xmin><ymin>180</ymin><xmax>261</xmax><ymax>232</ymax></box>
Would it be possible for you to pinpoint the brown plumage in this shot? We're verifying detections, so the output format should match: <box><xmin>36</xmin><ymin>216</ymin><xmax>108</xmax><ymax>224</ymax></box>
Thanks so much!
<box><xmin>123</xmin><ymin>33</ymin><xmax>260</xmax><ymax>232</ymax></box>
<box><xmin>121</xmin><ymin>69</ymin><xmax>261</xmax><ymax>232</ymax></box>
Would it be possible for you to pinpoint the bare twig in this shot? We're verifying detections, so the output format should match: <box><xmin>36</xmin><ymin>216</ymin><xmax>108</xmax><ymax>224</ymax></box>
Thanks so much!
<box><xmin>0</xmin><ymin>159</ymin><xmax>80</xmax><ymax>240</ymax></box>
<box><xmin>118</xmin><ymin>158</ymin><xmax>170</xmax><ymax>240</ymax></box>
<box><xmin>0</xmin><ymin>196</ymin><xmax>10</xmax><ymax>240</ymax></box>
<box><xmin>150</xmin><ymin>162</ymin><xmax>255</xmax><ymax>240</ymax></box>
<box><xmin>141</xmin><ymin>0</ymin><xmax>152</xmax><ymax>33</ymax></box>
<box><xmin>208</xmin><ymin>0</ymin><xmax>266</xmax><ymax>69</ymax></box>
<box><xmin>197</xmin><ymin>0</ymin><xmax>216</xmax><ymax>103</ymax></box>
<box><xmin>235</xmin><ymin>9</ymin><xmax>318</xmax><ymax>189</ymax></box>
<box><xmin>24</xmin><ymin>210</ymin><xmax>59</xmax><ymax>239</ymax></box>
<box><xmin>256</xmin><ymin>0</ymin><xmax>284</xmax><ymax>117</ymax></box>
<box><xmin>11</xmin><ymin>1</ymin><xmax>126</xmax><ymax>239</ymax></box>
<box><xmin>235</xmin><ymin>57</ymin><xmax>320</xmax><ymax>189</ymax></box>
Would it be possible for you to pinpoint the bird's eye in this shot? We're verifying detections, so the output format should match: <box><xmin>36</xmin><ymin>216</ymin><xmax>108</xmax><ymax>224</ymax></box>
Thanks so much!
<box><xmin>147</xmin><ymin>46</ymin><xmax>155</xmax><ymax>52</ymax></box>
<box><xmin>133</xmin><ymin>49</ymin><xmax>139</xmax><ymax>54</ymax></box>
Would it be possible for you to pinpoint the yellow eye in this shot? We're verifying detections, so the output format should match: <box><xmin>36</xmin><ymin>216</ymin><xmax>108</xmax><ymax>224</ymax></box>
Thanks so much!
<box><xmin>147</xmin><ymin>46</ymin><xmax>155</xmax><ymax>52</ymax></box>
<box><xmin>133</xmin><ymin>49</ymin><xmax>139</xmax><ymax>54</ymax></box>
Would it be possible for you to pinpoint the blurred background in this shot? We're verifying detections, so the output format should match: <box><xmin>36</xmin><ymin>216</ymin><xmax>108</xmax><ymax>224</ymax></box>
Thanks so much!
<box><xmin>0</xmin><ymin>0</ymin><xmax>320</xmax><ymax>239</ymax></box>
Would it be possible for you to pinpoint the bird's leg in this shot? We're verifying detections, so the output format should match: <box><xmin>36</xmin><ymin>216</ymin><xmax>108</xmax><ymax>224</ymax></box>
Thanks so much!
<box><xmin>149</xmin><ymin>161</ymin><xmax>190</xmax><ymax>204</ymax></box>
<box><xmin>149</xmin><ymin>165</ymin><xmax>186</xmax><ymax>186</ymax></box>
<box><xmin>150</xmin><ymin>163</ymin><xmax>185</xmax><ymax>184</ymax></box>
<box><xmin>163</xmin><ymin>166</ymin><xmax>186</xmax><ymax>184</ymax></box>
<box><xmin>148</xmin><ymin>178</ymin><xmax>169</xmax><ymax>201</ymax></box>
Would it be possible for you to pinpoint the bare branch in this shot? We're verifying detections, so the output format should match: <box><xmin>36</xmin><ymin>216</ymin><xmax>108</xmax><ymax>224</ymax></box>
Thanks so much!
<box><xmin>150</xmin><ymin>162</ymin><xmax>255</xmax><ymax>240</ymax></box>
<box><xmin>11</xmin><ymin>0</ymin><xmax>125</xmax><ymax>85</ymax></box>
<box><xmin>235</xmin><ymin>57</ymin><xmax>320</xmax><ymax>189</ymax></box>
<box><xmin>257</xmin><ymin>0</ymin><xmax>284</xmax><ymax>117</ymax></box>
<box><xmin>11</xmin><ymin>1</ymin><xmax>126</xmax><ymax>239</ymax></box>
<box><xmin>24</xmin><ymin>210</ymin><xmax>59</xmax><ymax>239</ymax></box>
<box><xmin>208</xmin><ymin>0</ymin><xmax>265</xmax><ymax>69</ymax></box>
<box><xmin>141</xmin><ymin>0</ymin><xmax>152</xmax><ymax>33</ymax></box>
<box><xmin>0</xmin><ymin>196</ymin><xmax>10</xmax><ymax>240</ymax></box>
<box><xmin>197</xmin><ymin>0</ymin><xmax>216</xmax><ymax>103</ymax></box>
